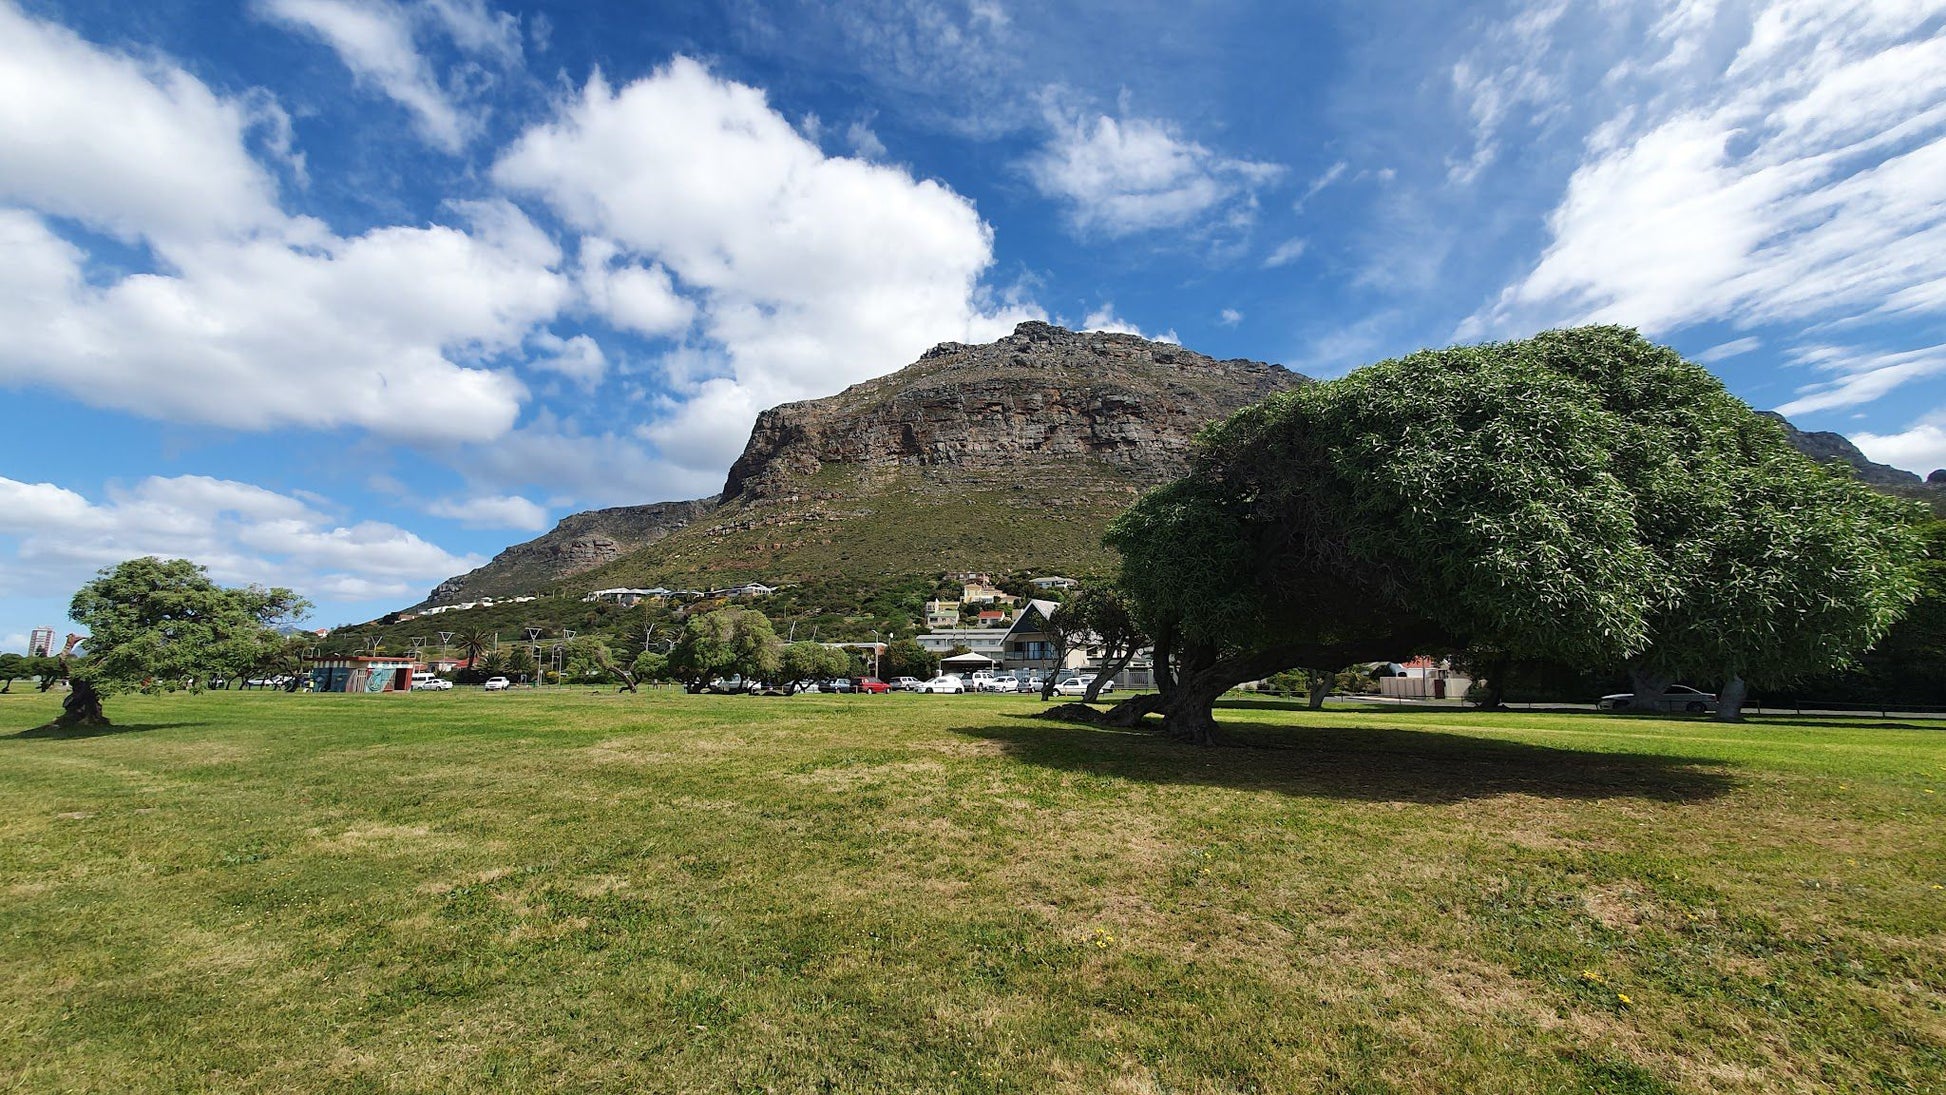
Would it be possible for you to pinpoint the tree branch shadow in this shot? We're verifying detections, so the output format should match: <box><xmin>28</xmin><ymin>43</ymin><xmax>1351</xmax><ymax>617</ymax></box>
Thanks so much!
<box><xmin>10</xmin><ymin>721</ymin><xmax>198</xmax><ymax>741</ymax></box>
<box><xmin>954</xmin><ymin>715</ymin><xmax>1738</xmax><ymax>804</ymax></box>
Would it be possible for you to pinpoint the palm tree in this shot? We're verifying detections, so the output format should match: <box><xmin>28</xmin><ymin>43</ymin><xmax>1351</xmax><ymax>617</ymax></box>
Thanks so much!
<box><xmin>454</xmin><ymin>627</ymin><xmax>493</xmax><ymax>669</ymax></box>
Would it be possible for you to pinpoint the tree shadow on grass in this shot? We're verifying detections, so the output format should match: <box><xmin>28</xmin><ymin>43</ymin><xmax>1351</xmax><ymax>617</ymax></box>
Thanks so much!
<box><xmin>10</xmin><ymin>721</ymin><xmax>198</xmax><ymax>741</ymax></box>
<box><xmin>952</xmin><ymin>716</ymin><xmax>1738</xmax><ymax>804</ymax></box>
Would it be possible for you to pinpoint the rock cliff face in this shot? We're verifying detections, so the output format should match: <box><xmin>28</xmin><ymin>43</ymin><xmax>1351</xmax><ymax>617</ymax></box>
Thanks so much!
<box><xmin>1760</xmin><ymin>411</ymin><xmax>1939</xmax><ymax>489</ymax></box>
<box><xmin>721</xmin><ymin>322</ymin><xmax>1299</xmax><ymax>501</ymax></box>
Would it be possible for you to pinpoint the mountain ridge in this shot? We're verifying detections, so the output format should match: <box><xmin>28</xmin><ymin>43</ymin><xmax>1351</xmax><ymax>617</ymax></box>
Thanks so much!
<box><xmin>410</xmin><ymin>322</ymin><xmax>1302</xmax><ymax>609</ymax></box>
<box><xmin>408</xmin><ymin>328</ymin><xmax>1941</xmax><ymax>613</ymax></box>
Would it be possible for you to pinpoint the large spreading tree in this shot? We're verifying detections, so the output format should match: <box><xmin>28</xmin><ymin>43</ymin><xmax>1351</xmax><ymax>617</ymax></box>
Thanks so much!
<box><xmin>666</xmin><ymin>607</ymin><xmax>781</xmax><ymax>693</ymax></box>
<box><xmin>1098</xmin><ymin>326</ymin><xmax>1924</xmax><ymax>742</ymax></box>
<box><xmin>33</xmin><ymin>557</ymin><xmax>309</xmax><ymax>732</ymax></box>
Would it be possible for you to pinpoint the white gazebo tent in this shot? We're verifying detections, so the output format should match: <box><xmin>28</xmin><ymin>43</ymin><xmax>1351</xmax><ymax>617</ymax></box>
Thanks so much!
<box><xmin>939</xmin><ymin>652</ymin><xmax>995</xmax><ymax>674</ymax></box>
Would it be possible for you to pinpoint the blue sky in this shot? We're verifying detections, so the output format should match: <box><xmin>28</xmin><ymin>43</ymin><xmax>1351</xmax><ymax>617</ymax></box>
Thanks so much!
<box><xmin>2</xmin><ymin>0</ymin><xmax>1944</xmax><ymax>646</ymax></box>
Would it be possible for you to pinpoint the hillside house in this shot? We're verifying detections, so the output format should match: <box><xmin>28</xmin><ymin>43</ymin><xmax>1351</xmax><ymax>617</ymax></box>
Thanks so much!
<box><xmin>925</xmin><ymin>599</ymin><xmax>961</xmax><ymax>628</ymax></box>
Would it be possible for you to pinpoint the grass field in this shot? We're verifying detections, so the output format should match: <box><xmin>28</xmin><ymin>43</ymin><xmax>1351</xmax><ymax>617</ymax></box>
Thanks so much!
<box><xmin>2</xmin><ymin>688</ymin><xmax>1942</xmax><ymax>1093</ymax></box>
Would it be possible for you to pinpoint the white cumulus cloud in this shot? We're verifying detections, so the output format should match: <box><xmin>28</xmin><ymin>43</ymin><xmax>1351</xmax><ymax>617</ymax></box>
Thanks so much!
<box><xmin>494</xmin><ymin>57</ymin><xmax>1036</xmax><ymax>473</ymax></box>
<box><xmin>1028</xmin><ymin>107</ymin><xmax>1283</xmax><ymax>238</ymax></box>
<box><xmin>0</xmin><ymin>474</ymin><xmax>483</xmax><ymax>605</ymax></box>
<box><xmin>0</xmin><ymin>2</ymin><xmax>285</xmax><ymax>242</ymax></box>
<box><xmin>0</xmin><ymin>8</ymin><xmax>572</xmax><ymax>444</ymax></box>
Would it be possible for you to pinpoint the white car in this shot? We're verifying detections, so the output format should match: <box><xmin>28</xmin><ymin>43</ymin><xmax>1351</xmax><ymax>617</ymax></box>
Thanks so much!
<box><xmin>1599</xmin><ymin>684</ymin><xmax>1715</xmax><ymax>712</ymax></box>
<box><xmin>975</xmin><ymin>675</ymin><xmax>1019</xmax><ymax>693</ymax></box>
<box><xmin>890</xmin><ymin>677</ymin><xmax>924</xmax><ymax>692</ymax></box>
<box><xmin>415</xmin><ymin>678</ymin><xmax>453</xmax><ymax>691</ymax></box>
<box><xmin>1053</xmin><ymin>675</ymin><xmax>1114</xmax><ymax>697</ymax></box>
<box><xmin>483</xmin><ymin>676</ymin><xmax>512</xmax><ymax>691</ymax></box>
<box><xmin>919</xmin><ymin>675</ymin><xmax>966</xmax><ymax>694</ymax></box>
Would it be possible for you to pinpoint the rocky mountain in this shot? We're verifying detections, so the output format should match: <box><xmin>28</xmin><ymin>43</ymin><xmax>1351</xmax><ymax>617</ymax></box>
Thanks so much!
<box><xmin>1758</xmin><ymin>412</ymin><xmax>1939</xmax><ymax>489</ymax></box>
<box><xmin>410</xmin><ymin>322</ymin><xmax>1303</xmax><ymax>607</ymax></box>
<box><xmin>418</xmin><ymin>500</ymin><xmax>712</xmax><ymax>608</ymax></box>
<box><xmin>412</xmin><ymin>325</ymin><xmax>1943</xmax><ymax>612</ymax></box>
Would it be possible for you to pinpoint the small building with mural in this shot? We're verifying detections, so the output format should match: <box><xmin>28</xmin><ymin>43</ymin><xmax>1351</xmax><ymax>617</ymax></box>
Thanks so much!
<box><xmin>308</xmin><ymin>656</ymin><xmax>419</xmax><ymax>693</ymax></box>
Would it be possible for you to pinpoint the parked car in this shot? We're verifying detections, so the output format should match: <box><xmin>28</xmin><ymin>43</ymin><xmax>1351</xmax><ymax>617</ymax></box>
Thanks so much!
<box><xmin>415</xmin><ymin>677</ymin><xmax>453</xmax><ymax>691</ymax></box>
<box><xmin>919</xmin><ymin>674</ymin><xmax>966</xmax><ymax>694</ymax></box>
<box><xmin>1053</xmin><ymin>675</ymin><xmax>1114</xmax><ymax>697</ymax></box>
<box><xmin>483</xmin><ymin>676</ymin><xmax>511</xmax><ymax>691</ymax></box>
<box><xmin>890</xmin><ymin>676</ymin><xmax>924</xmax><ymax>692</ymax></box>
<box><xmin>976</xmin><ymin>675</ymin><xmax>1019</xmax><ymax>693</ymax></box>
<box><xmin>821</xmin><ymin>678</ymin><xmax>855</xmax><ymax>694</ymax></box>
<box><xmin>854</xmin><ymin>677</ymin><xmax>890</xmax><ymax>693</ymax></box>
<box><xmin>1599</xmin><ymin>684</ymin><xmax>1715</xmax><ymax>712</ymax></box>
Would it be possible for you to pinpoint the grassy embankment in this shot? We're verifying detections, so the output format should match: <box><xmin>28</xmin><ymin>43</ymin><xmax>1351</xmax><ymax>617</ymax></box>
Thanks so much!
<box><xmin>2</xmin><ymin>689</ymin><xmax>1941</xmax><ymax>1093</ymax></box>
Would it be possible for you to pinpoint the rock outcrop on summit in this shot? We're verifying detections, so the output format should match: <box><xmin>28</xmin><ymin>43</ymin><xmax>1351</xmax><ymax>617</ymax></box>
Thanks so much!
<box><xmin>721</xmin><ymin>321</ymin><xmax>1299</xmax><ymax>500</ymax></box>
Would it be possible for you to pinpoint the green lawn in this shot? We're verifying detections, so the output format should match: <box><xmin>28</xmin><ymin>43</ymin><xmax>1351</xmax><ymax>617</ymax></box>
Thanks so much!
<box><xmin>2</xmin><ymin>689</ymin><xmax>1942</xmax><ymax>1093</ymax></box>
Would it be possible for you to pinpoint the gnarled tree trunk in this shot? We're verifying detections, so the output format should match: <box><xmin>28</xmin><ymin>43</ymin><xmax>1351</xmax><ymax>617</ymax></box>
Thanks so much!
<box><xmin>1714</xmin><ymin>673</ymin><xmax>1748</xmax><ymax>722</ymax></box>
<box><xmin>1625</xmin><ymin>664</ymin><xmax>1675</xmax><ymax>713</ymax></box>
<box><xmin>1305</xmin><ymin>669</ymin><xmax>1331</xmax><ymax>710</ymax></box>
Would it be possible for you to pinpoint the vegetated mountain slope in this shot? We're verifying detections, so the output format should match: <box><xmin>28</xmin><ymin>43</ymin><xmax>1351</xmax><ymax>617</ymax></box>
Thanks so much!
<box><xmin>411</xmin><ymin>500</ymin><xmax>712</xmax><ymax>610</ymax></box>
<box><xmin>410</xmin><ymin>322</ymin><xmax>1304</xmax><ymax>607</ymax></box>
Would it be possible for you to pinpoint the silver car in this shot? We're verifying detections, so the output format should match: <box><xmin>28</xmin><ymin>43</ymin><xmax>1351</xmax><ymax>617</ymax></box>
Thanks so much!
<box><xmin>1599</xmin><ymin>684</ymin><xmax>1715</xmax><ymax>713</ymax></box>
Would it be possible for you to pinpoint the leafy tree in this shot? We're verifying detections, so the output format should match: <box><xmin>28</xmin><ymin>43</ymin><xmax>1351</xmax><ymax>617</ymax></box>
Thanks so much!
<box><xmin>1064</xmin><ymin>585</ymin><xmax>1147</xmax><ymax>702</ymax></box>
<box><xmin>779</xmin><ymin>642</ymin><xmax>850</xmax><ymax>693</ymax></box>
<box><xmin>26</xmin><ymin>654</ymin><xmax>64</xmax><ymax>691</ymax></box>
<box><xmin>0</xmin><ymin>652</ymin><xmax>24</xmax><ymax>693</ymax></box>
<box><xmin>1098</xmin><ymin>327</ymin><xmax>1923</xmax><ymax>742</ymax></box>
<box><xmin>505</xmin><ymin>645</ymin><xmax>537</xmax><ymax>681</ymax></box>
<box><xmin>883</xmin><ymin>638</ymin><xmax>937</xmax><ymax>681</ymax></box>
<box><xmin>666</xmin><ymin>607</ymin><xmax>781</xmax><ymax>693</ymax></box>
<box><xmin>566</xmin><ymin>636</ymin><xmax>642</xmax><ymax>692</ymax></box>
<box><xmin>33</xmin><ymin>557</ymin><xmax>308</xmax><ymax>732</ymax></box>
<box><xmin>632</xmin><ymin>650</ymin><xmax>671</xmax><ymax>686</ymax></box>
<box><xmin>1039</xmin><ymin>598</ymin><xmax>1093</xmax><ymax>700</ymax></box>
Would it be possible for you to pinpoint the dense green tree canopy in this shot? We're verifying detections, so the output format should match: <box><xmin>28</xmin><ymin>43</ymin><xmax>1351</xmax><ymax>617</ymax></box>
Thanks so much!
<box><xmin>1104</xmin><ymin>327</ymin><xmax>1925</xmax><ymax>739</ymax></box>
<box><xmin>34</xmin><ymin>557</ymin><xmax>308</xmax><ymax>730</ymax></box>
<box><xmin>778</xmin><ymin>642</ymin><xmax>851</xmax><ymax>693</ymax></box>
<box><xmin>667</xmin><ymin>607</ymin><xmax>781</xmax><ymax>693</ymax></box>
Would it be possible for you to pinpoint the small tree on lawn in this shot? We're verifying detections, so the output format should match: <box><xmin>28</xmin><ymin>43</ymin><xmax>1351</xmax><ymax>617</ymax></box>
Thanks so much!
<box><xmin>33</xmin><ymin>557</ymin><xmax>309</xmax><ymax>732</ymax></box>
<box><xmin>0</xmin><ymin>652</ymin><xmax>25</xmax><ymax>693</ymax></box>
<box><xmin>632</xmin><ymin>650</ymin><xmax>671</xmax><ymax>687</ymax></box>
<box><xmin>779</xmin><ymin>642</ymin><xmax>850</xmax><ymax>693</ymax></box>
<box><xmin>1065</xmin><ymin>585</ymin><xmax>1147</xmax><ymax>702</ymax></box>
<box><xmin>667</xmin><ymin>607</ymin><xmax>781</xmax><ymax>692</ymax></box>
<box><xmin>567</xmin><ymin>636</ymin><xmax>642</xmax><ymax>692</ymax></box>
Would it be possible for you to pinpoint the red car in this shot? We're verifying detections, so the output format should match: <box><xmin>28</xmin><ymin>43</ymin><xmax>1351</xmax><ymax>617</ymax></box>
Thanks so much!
<box><xmin>853</xmin><ymin>677</ymin><xmax>890</xmax><ymax>693</ymax></box>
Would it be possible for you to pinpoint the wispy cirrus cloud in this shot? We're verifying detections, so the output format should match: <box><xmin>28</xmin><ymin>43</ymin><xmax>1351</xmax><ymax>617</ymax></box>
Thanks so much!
<box><xmin>1456</xmin><ymin>0</ymin><xmax>1946</xmax><ymax>418</ymax></box>
<box><xmin>254</xmin><ymin>0</ymin><xmax>525</xmax><ymax>152</ymax></box>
